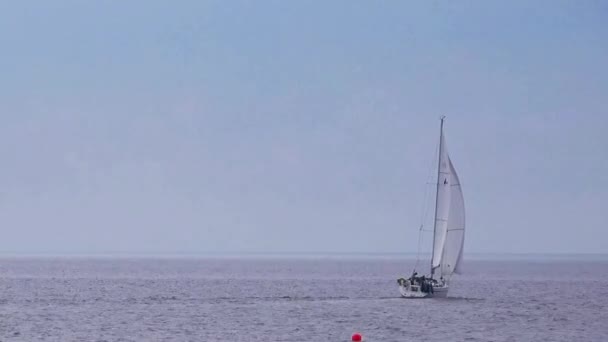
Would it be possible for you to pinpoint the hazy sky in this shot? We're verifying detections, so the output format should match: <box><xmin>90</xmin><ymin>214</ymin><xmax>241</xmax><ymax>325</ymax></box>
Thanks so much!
<box><xmin>0</xmin><ymin>1</ymin><xmax>606</xmax><ymax>255</ymax></box>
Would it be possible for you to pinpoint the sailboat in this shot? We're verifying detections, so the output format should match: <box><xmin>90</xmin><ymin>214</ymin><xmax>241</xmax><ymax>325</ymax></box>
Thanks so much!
<box><xmin>398</xmin><ymin>116</ymin><xmax>465</xmax><ymax>298</ymax></box>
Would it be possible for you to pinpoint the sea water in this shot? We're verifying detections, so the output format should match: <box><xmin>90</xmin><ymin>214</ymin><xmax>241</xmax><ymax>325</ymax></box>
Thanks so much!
<box><xmin>0</xmin><ymin>255</ymin><xmax>607</xmax><ymax>341</ymax></box>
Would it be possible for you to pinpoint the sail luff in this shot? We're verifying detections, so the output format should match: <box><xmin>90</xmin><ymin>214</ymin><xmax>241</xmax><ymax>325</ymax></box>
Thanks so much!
<box><xmin>430</xmin><ymin>117</ymin><xmax>445</xmax><ymax>276</ymax></box>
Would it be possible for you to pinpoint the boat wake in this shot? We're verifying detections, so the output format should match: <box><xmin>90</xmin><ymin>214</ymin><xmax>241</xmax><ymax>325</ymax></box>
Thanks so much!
<box><xmin>217</xmin><ymin>295</ymin><xmax>352</xmax><ymax>303</ymax></box>
<box><xmin>441</xmin><ymin>296</ymin><xmax>485</xmax><ymax>302</ymax></box>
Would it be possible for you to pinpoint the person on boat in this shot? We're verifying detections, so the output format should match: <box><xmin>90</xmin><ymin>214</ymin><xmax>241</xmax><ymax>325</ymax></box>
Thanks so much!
<box><xmin>419</xmin><ymin>275</ymin><xmax>427</xmax><ymax>292</ymax></box>
<box><xmin>425</xmin><ymin>277</ymin><xmax>433</xmax><ymax>289</ymax></box>
<box><xmin>409</xmin><ymin>272</ymin><xmax>418</xmax><ymax>285</ymax></box>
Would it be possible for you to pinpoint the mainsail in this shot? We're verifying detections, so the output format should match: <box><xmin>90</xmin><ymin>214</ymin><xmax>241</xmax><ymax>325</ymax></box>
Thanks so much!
<box><xmin>431</xmin><ymin>122</ymin><xmax>465</xmax><ymax>279</ymax></box>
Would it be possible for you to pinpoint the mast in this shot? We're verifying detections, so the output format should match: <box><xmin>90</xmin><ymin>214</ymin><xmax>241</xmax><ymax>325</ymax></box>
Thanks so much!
<box><xmin>430</xmin><ymin>116</ymin><xmax>445</xmax><ymax>277</ymax></box>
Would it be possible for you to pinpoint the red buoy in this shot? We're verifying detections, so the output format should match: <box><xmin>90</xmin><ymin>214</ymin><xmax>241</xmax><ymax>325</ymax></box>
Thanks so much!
<box><xmin>352</xmin><ymin>332</ymin><xmax>362</xmax><ymax>341</ymax></box>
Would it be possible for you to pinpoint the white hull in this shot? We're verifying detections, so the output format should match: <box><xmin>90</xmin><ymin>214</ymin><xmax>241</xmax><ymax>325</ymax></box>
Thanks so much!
<box><xmin>399</xmin><ymin>284</ymin><xmax>448</xmax><ymax>298</ymax></box>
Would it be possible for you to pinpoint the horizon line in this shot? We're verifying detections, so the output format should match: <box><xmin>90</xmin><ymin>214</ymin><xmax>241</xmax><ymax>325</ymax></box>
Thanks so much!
<box><xmin>1</xmin><ymin>250</ymin><xmax>607</xmax><ymax>258</ymax></box>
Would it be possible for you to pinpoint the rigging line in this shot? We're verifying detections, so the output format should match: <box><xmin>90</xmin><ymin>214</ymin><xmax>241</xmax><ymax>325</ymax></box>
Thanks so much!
<box><xmin>418</xmin><ymin>136</ymin><xmax>440</xmax><ymax>228</ymax></box>
<box><xmin>413</xmin><ymin>224</ymin><xmax>424</xmax><ymax>272</ymax></box>
<box><xmin>414</xmin><ymin>136</ymin><xmax>441</xmax><ymax>272</ymax></box>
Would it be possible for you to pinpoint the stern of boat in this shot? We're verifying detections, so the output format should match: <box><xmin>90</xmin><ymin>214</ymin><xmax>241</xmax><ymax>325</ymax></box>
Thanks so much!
<box><xmin>399</xmin><ymin>284</ymin><xmax>430</xmax><ymax>298</ymax></box>
<box><xmin>398</xmin><ymin>278</ymin><xmax>449</xmax><ymax>298</ymax></box>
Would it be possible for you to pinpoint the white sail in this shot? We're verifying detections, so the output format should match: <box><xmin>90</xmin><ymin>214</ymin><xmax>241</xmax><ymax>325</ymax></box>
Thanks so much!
<box><xmin>431</xmin><ymin>132</ymin><xmax>450</xmax><ymax>270</ymax></box>
<box><xmin>431</xmin><ymin>131</ymin><xmax>465</xmax><ymax>279</ymax></box>
<box><xmin>440</xmin><ymin>157</ymin><xmax>465</xmax><ymax>276</ymax></box>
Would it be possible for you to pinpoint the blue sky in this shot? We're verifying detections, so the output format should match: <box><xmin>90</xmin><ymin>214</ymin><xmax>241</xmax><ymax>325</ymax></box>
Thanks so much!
<box><xmin>0</xmin><ymin>1</ymin><xmax>607</xmax><ymax>254</ymax></box>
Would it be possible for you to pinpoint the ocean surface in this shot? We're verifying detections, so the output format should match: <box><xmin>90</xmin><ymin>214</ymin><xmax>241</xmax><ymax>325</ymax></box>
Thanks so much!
<box><xmin>1</xmin><ymin>255</ymin><xmax>607</xmax><ymax>342</ymax></box>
